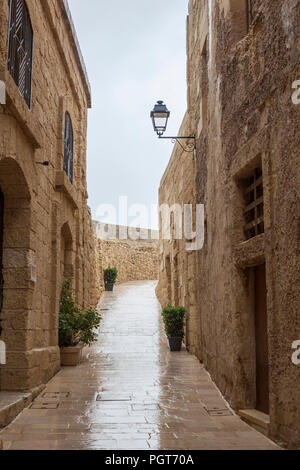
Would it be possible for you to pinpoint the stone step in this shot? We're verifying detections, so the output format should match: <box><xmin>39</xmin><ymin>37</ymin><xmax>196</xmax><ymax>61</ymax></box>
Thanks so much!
<box><xmin>239</xmin><ymin>409</ymin><xmax>270</xmax><ymax>437</ymax></box>
<box><xmin>0</xmin><ymin>385</ymin><xmax>45</xmax><ymax>430</ymax></box>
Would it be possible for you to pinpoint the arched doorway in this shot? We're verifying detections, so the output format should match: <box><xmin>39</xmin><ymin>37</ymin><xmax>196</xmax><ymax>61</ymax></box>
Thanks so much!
<box><xmin>0</xmin><ymin>157</ymin><xmax>31</xmax><ymax>391</ymax></box>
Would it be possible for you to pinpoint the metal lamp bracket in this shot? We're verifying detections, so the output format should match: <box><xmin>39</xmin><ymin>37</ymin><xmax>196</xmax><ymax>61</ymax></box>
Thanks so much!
<box><xmin>158</xmin><ymin>135</ymin><xmax>196</xmax><ymax>153</ymax></box>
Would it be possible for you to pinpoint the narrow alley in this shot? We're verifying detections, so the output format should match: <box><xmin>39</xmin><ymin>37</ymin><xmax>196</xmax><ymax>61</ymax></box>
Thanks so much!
<box><xmin>0</xmin><ymin>282</ymin><xmax>279</xmax><ymax>450</ymax></box>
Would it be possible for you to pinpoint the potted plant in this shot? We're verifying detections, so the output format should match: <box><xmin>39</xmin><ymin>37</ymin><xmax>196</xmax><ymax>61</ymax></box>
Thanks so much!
<box><xmin>162</xmin><ymin>306</ymin><xmax>186</xmax><ymax>352</ymax></box>
<box><xmin>59</xmin><ymin>279</ymin><xmax>101</xmax><ymax>366</ymax></box>
<box><xmin>104</xmin><ymin>267</ymin><xmax>118</xmax><ymax>291</ymax></box>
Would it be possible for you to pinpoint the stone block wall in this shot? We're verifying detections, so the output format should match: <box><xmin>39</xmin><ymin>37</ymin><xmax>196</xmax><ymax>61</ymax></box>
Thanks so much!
<box><xmin>0</xmin><ymin>0</ymin><xmax>101</xmax><ymax>393</ymax></box>
<box><xmin>99</xmin><ymin>239</ymin><xmax>159</xmax><ymax>285</ymax></box>
<box><xmin>95</xmin><ymin>224</ymin><xmax>159</xmax><ymax>286</ymax></box>
<box><xmin>156</xmin><ymin>113</ymin><xmax>200</xmax><ymax>357</ymax></box>
<box><xmin>158</xmin><ymin>0</ymin><xmax>300</xmax><ymax>448</ymax></box>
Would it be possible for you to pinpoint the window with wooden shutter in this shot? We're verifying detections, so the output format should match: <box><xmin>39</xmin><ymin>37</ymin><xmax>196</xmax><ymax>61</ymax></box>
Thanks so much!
<box><xmin>243</xmin><ymin>167</ymin><xmax>264</xmax><ymax>240</ymax></box>
<box><xmin>64</xmin><ymin>112</ymin><xmax>74</xmax><ymax>184</ymax></box>
<box><xmin>7</xmin><ymin>0</ymin><xmax>33</xmax><ymax>109</ymax></box>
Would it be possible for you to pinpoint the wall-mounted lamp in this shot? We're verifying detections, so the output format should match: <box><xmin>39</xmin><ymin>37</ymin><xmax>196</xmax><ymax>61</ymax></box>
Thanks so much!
<box><xmin>150</xmin><ymin>100</ymin><xmax>196</xmax><ymax>152</ymax></box>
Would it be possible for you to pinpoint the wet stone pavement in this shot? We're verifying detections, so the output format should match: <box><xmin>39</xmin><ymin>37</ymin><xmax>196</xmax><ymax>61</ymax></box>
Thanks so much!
<box><xmin>0</xmin><ymin>281</ymin><xmax>279</xmax><ymax>450</ymax></box>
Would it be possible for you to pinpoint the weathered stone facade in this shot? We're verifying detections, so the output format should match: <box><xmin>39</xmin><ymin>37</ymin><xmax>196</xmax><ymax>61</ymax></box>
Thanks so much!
<box><xmin>156</xmin><ymin>114</ymin><xmax>200</xmax><ymax>356</ymax></box>
<box><xmin>0</xmin><ymin>0</ymin><xmax>101</xmax><ymax>394</ymax></box>
<box><xmin>95</xmin><ymin>224</ymin><xmax>159</xmax><ymax>285</ymax></box>
<box><xmin>158</xmin><ymin>0</ymin><xmax>300</xmax><ymax>448</ymax></box>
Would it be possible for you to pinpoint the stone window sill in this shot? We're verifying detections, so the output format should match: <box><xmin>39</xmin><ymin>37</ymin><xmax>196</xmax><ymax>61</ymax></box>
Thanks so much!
<box><xmin>239</xmin><ymin>409</ymin><xmax>270</xmax><ymax>437</ymax></box>
<box><xmin>233</xmin><ymin>234</ymin><xmax>265</xmax><ymax>268</ymax></box>
<box><xmin>55</xmin><ymin>171</ymin><xmax>79</xmax><ymax>209</ymax></box>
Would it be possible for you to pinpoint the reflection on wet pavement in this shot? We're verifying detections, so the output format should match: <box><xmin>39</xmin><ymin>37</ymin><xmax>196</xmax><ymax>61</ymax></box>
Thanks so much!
<box><xmin>0</xmin><ymin>281</ymin><xmax>279</xmax><ymax>450</ymax></box>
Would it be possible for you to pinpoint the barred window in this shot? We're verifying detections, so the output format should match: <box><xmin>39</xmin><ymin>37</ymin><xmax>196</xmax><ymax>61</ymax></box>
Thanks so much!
<box><xmin>7</xmin><ymin>0</ymin><xmax>33</xmax><ymax>108</ymax></box>
<box><xmin>243</xmin><ymin>168</ymin><xmax>264</xmax><ymax>240</ymax></box>
<box><xmin>64</xmin><ymin>112</ymin><xmax>74</xmax><ymax>184</ymax></box>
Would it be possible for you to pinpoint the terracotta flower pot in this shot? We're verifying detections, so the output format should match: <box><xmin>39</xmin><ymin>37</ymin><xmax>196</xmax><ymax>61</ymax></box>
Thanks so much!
<box><xmin>168</xmin><ymin>337</ymin><xmax>183</xmax><ymax>352</ymax></box>
<box><xmin>60</xmin><ymin>343</ymin><xmax>84</xmax><ymax>366</ymax></box>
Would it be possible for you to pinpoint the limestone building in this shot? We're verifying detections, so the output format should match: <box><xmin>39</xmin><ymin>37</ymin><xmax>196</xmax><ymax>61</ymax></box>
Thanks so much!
<box><xmin>156</xmin><ymin>114</ymin><xmax>200</xmax><ymax>357</ymax></box>
<box><xmin>0</xmin><ymin>0</ymin><xmax>101</xmax><ymax>396</ymax></box>
<box><xmin>157</xmin><ymin>0</ymin><xmax>300</xmax><ymax>448</ymax></box>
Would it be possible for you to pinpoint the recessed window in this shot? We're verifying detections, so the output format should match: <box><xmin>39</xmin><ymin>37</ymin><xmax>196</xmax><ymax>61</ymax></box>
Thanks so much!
<box><xmin>7</xmin><ymin>0</ymin><xmax>33</xmax><ymax>108</ymax></box>
<box><xmin>246</xmin><ymin>0</ymin><xmax>253</xmax><ymax>33</ymax></box>
<box><xmin>64</xmin><ymin>112</ymin><xmax>74</xmax><ymax>184</ymax></box>
<box><xmin>243</xmin><ymin>167</ymin><xmax>264</xmax><ymax>240</ymax></box>
<box><xmin>228</xmin><ymin>0</ymin><xmax>254</xmax><ymax>45</ymax></box>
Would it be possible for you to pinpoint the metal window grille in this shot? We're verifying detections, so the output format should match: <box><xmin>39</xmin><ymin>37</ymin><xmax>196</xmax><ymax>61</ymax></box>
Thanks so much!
<box><xmin>246</xmin><ymin>0</ymin><xmax>253</xmax><ymax>33</ymax></box>
<box><xmin>64</xmin><ymin>112</ymin><xmax>74</xmax><ymax>184</ymax></box>
<box><xmin>244</xmin><ymin>168</ymin><xmax>264</xmax><ymax>240</ymax></box>
<box><xmin>7</xmin><ymin>0</ymin><xmax>33</xmax><ymax>108</ymax></box>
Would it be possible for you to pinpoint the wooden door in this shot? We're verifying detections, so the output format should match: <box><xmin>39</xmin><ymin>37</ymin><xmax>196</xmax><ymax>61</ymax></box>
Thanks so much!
<box><xmin>254</xmin><ymin>263</ymin><xmax>269</xmax><ymax>414</ymax></box>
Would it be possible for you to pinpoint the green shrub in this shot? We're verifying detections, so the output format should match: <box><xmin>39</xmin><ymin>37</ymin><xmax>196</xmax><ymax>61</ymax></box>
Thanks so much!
<box><xmin>78</xmin><ymin>307</ymin><xmax>102</xmax><ymax>346</ymax></box>
<box><xmin>162</xmin><ymin>306</ymin><xmax>186</xmax><ymax>338</ymax></box>
<box><xmin>104</xmin><ymin>267</ymin><xmax>118</xmax><ymax>284</ymax></box>
<box><xmin>59</xmin><ymin>279</ymin><xmax>101</xmax><ymax>347</ymax></box>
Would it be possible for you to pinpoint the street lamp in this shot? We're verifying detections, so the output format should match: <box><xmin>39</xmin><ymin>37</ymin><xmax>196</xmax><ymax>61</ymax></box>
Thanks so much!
<box><xmin>150</xmin><ymin>100</ymin><xmax>196</xmax><ymax>152</ymax></box>
<box><xmin>150</xmin><ymin>100</ymin><xmax>170</xmax><ymax>136</ymax></box>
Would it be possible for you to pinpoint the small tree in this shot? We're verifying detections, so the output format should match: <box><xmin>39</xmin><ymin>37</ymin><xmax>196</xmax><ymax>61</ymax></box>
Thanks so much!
<box><xmin>59</xmin><ymin>279</ymin><xmax>101</xmax><ymax>347</ymax></box>
<box><xmin>104</xmin><ymin>267</ymin><xmax>118</xmax><ymax>284</ymax></box>
<box><xmin>79</xmin><ymin>307</ymin><xmax>102</xmax><ymax>346</ymax></box>
<box><xmin>162</xmin><ymin>306</ymin><xmax>186</xmax><ymax>338</ymax></box>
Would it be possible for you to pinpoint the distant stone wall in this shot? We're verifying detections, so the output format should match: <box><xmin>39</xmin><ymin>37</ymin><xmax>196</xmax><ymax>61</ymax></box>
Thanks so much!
<box><xmin>99</xmin><ymin>239</ymin><xmax>159</xmax><ymax>285</ymax></box>
<box><xmin>94</xmin><ymin>222</ymin><xmax>159</xmax><ymax>243</ymax></box>
<box><xmin>95</xmin><ymin>224</ymin><xmax>159</xmax><ymax>285</ymax></box>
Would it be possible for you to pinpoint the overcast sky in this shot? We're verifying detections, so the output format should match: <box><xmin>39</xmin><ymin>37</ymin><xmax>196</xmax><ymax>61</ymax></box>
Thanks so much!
<box><xmin>68</xmin><ymin>0</ymin><xmax>188</xmax><ymax>229</ymax></box>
